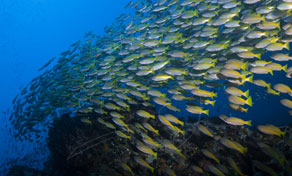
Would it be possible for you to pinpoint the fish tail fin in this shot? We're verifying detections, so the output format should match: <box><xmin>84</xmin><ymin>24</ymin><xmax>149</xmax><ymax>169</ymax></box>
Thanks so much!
<box><xmin>243</xmin><ymin>107</ymin><xmax>248</xmax><ymax>113</ymax></box>
<box><xmin>168</xmin><ymin>105</ymin><xmax>180</xmax><ymax>112</ymax></box>
<box><xmin>212</xmin><ymin>62</ymin><xmax>216</xmax><ymax>67</ymax></box>
<box><xmin>280</xmin><ymin>131</ymin><xmax>286</xmax><ymax>137</ymax></box>
<box><xmin>213</xmin><ymin>92</ymin><xmax>218</xmax><ymax>98</ymax></box>
<box><xmin>264</xmin><ymin>31</ymin><xmax>269</xmax><ymax>37</ymax></box>
<box><xmin>211</xmin><ymin>100</ymin><xmax>216</xmax><ymax>107</ymax></box>
<box><xmin>242</xmin><ymin>147</ymin><xmax>248</xmax><ymax>154</ymax></box>
<box><xmin>277</xmin><ymin>23</ymin><xmax>281</xmax><ymax>30</ymax></box>
<box><xmin>256</xmin><ymin>53</ymin><xmax>262</xmax><ymax>59</ymax></box>
<box><xmin>144</xmin><ymin>96</ymin><xmax>150</xmax><ymax>101</ymax></box>
<box><xmin>180</xmin><ymin>121</ymin><xmax>184</xmax><ymax>126</ymax></box>
<box><xmin>166</xmin><ymin>102</ymin><xmax>172</xmax><ymax>107</ymax></box>
<box><xmin>186</xmin><ymin>56</ymin><xmax>192</xmax><ymax>61</ymax></box>
<box><xmin>247</xmin><ymin>120</ymin><xmax>252</xmax><ymax>126</ymax></box>
<box><xmin>155</xmin><ymin>130</ymin><xmax>159</xmax><ymax>135</ymax></box>
<box><xmin>269</xmin><ymin>69</ymin><xmax>274</xmax><ymax>76</ymax></box>
<box><xmin>247</xmin><ymin>96</ymin><xmax>253</xmax><ymax>107</ymax></box>
<box><xmin>204</xmin><ymin>109</ymin><xmax>209</xmax><ymax>116</ymax></box>
<box><xmin>247</xmin><ymin>75</ymin><xmax>253</xmax><ymax>83</ymax></box>
<box><xmin>285</xmin><ymin>42</ymin><xmax>290</xmax><ymax>50</ymax></box>
<box><xmin>154</xmin><ymin>153</ymin><xmax>157</xmax><ymax>159</ymax></box>
<box><xmin>261</xmin><ymin>15</ymin><xmax>266</xmax><ymax>23</ymax></box>
<box><xmin>150</xmin><ymin>167</ymin><xmax>154</xmax><ymax>173</ymax></box>
<box><xmin>271</xmin><ymin>36</ymin><xmax>278</xmax><ymax>43</ymax></box>
<box><xmin>179</xmin><ymin>152</ymin><xmax>186</xmax><ymax>160</ymax></box>
<box><xmin>245</xmin><ymin>90</ymin><xmax>250</xmax><ymax>98</ymax></box>
<box><xmin>286</xmin><ymin>10</ymin><xmax>292</xmax><ymax>17</ymax></box>
<box><xmin>242</xmin><ymin>61</ymin><xmax>249</xmax><ymax>70</ymax></box>
<box><xmin>267</xmin><ymin>83</ymin><xmax>271</xmax><ymax>89</ymax></box>
<box><xmin>194</xmin><ymin>9</ymin><xmax>198</xmax><ymax>17</ymax></box>
<box><xmin>241</xmin><ymin>74</ymin><xmax>247</xmax><ymax>81</ymax></box>
<box><xmin>283</xmin><ymin>64</ymin><xmax>288</xmax><ymax>72</ymax></box>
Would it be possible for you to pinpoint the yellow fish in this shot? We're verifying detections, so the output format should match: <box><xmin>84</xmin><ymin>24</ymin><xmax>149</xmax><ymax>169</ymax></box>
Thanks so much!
<box><xmin>120</xmin><ymin>163</ymin><xmax>134</xmax><ymax>176</ymax></box>
<box><xmin>80</xmin><ymin>117</ymin><xmax>92</xmax><ymax>125</ymax></box>
<box><xmin>228</xmin><ymin>104</ymin><xmax>248</xmax><ymax>113</ymax></box>
<box><xmin>227</xmin><ymin>157</ymin><xmax>247</xmax><ymax>176</ymax></box>
<box><xmin>135</xmin><ymin>123</ymin><xmax>148</xmax><ymax>132</ymax></box>
<box><xmin>221</xmin><ymin>69</ymin><xmax>247</xmax><ymax>80</ymax></box>
<box><xmin>151</xmin><ymin>74</ymin><xmax>173</xmax><ymax>81</ymax></box>
<box><xmin>98</xmin><ymin>118</ymin><xmax>116</xmax><ymax>130</ymax></box>
<box><xmin>202</xmin><ymin>149</ymin><xmax>220</xmax><ymax>164</ymax></box>
<box><xmin>198</xmin><ymin>124</ymin><xmax>214</xmax><ymax>138</ymax></box>
<box><xmin>134</xmin><ymin>156</ymin><xmax>154</xmax><ymax>173</ymax></box>
<box><xmin>191</xmin><ymin>165</ymin><xmax>204</xmax><ymax>174</ymax></box>
<box><xmin>228</xmin><ymin>95</ymin><xmax>252</xmax><ymax>107</ymax></box>
<box><xmin>159</xmin><ymin>115</ymin><xmax>184</xmax><ymax>135</ymax></box>
<box><xmin>112</xmin><ymin>117</ymin><xmax>129</xmax><ymax>129</ymax></box>
<box><xmin>142</xmin><ymin>122</ymin><xmax>159</xmax><ymax>135</ymax></box>
<box><xmin>250</xmin><ymin>66</ymin><xmax>273</xmax><ymax>75</ymax></box>
<box><xmin>164</xmin><ymin>114</ymin><xmax>184</xmax><ymax>126</ymax></box>
<box><xmin>141</xmin><ymin>134</ymin><xmax>161</xmax><ymax>148</ymax></box>
<box><xmin>267</xmin><ymin>88</ymin><xmax>280</xmax><ymax>95</ymax></box>
<box><xmin>207</xmin><ymin>165</ymin><xmax>226</xmax><ymax>176</ymax></box>
<box><xmin>115</xmin><ymin>130</ymin><xmax>131</xmax><ymax>139</ymax></box>
<box><xmin>186</xmin><ymin>105</ymin><xmax>209</xmax><ymax>115</ymax></box>
<box><xmin>136</xmin><ymin>110</ymin><xmax>155</xmax><ymax>119</ymax></box>
<box><xmin>221</xmin><ymin>115</ymin><xmax>252</xmax><ymax>126</ymax></box>
<box><xmin>191</xmin><ymin>89</ymin><xmax>217</xmax><ymax>99</ymax></box>
<box><xmin>225</xmin><ymin>87</ymin><xmax>249</xmax><ymax>98</ymax></box>
<box><xmin>136</xmin><ymin>142</ymin><xmax>157</xmax><ymax>159</ymax></box>
<box><xmin>162</xmin><ymin>140</ymin><xmax>186</xmax><ymax>159</ymax></box>
<box><xmin>257</xmin><ymin>124</ymin><xmax>285</xmax><ymax>137</ymax></box>
<box><xmin>274</xmin><ymin>83</ymin><xmax>292</xmax><ymax>94</ymax></box>
<box><xmin>220</xmin><ymin>138</ymin><xmax>247</xmax><ymax>154</ymax></box>
<box><xmin>153</xmin><ymin>97</ymin><xmax>171</xmax><ymax>107</ymax></box>
<box><xmin>253</xmin><ymin>79</ymin><xmax>271</xmax><ymax>89</ymax></box>
<box><xmin>280</xmin><ymin>99</ymin><xmax>292</xmax><ymax>109</ymax></box>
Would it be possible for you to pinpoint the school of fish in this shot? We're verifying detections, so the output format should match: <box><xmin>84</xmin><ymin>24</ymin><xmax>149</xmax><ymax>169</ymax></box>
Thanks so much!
<box><xmin>8</xmin><ymin>0</ymin><xmax>292</xmax><ymax>175</ymax></box>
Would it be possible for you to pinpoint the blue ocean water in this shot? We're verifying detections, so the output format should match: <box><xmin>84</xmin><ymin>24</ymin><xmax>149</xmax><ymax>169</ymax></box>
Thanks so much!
<box><xmin>0</xmin><ymin>0</ymin><xmax>292</xmax><ymax>175</ymax></box>
<box><xmin>0</xmin><ymin>0</ymin><xmax>130</xmax><ymax>174</ymax></box>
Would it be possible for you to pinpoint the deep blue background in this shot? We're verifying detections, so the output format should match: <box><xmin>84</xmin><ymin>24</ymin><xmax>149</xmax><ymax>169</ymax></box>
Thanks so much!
<box><xmin>0</xmin><ymin>0</ymin><xmax>130</xmax><ymax>174</ymax></box>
